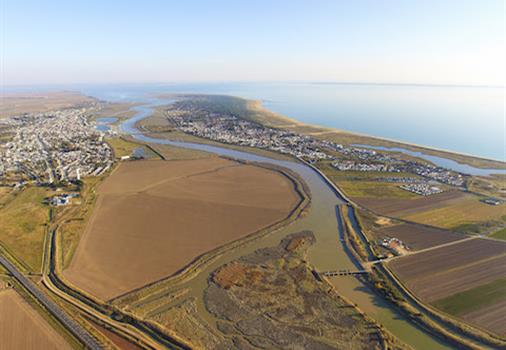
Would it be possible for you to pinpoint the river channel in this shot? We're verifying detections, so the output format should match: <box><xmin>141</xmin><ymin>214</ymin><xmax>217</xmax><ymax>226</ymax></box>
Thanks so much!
<box><xmin>118</xmin><ymin>101</ymin><xmax>454</xmax><ymax>349</ymax></box>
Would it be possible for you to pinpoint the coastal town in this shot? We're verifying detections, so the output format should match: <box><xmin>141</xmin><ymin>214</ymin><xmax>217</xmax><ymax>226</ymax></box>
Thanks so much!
<box><xmin>0</xmin><ymin>107</ymin><xmax>113</xmax><ymax>185</ymax></box>
<box><xmin>165</xmin><ymin>101</ymin><xmax>465</xmax><ymax>189</ymax></box>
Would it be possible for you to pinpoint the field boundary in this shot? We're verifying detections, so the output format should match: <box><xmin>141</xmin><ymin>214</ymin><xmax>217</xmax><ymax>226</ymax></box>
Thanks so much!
<box><xmin>381</xmin><ymin>261</ymin><xmax>506</xmax><ymax>347</ymax></box>
<box><xmin>111</xmin><ymin>159</ymin><xmax>311</xmax><ymax>305</ymax></box>
<box><xmin>307</xmin><ymin>157</ymin><xmax>506</xmax><ymax>348</ymax></box>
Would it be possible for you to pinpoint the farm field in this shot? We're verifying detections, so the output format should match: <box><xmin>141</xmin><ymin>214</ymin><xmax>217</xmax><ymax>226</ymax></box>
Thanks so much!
<box><xmin>353</xmin><ymin>190</ymin><xmax>464</xmax><ymax>217</ymax></box>
<box><xmin>64</xmin><ymin>158</ymin><xmax>300</xmax><ymax>300</ymax></box>
<box><xmin>432</xmin><ymin>278</ymin><xmax>506</xmax><ymax>336</ymax></box>
<box><xmin>0</xmin><ymin>91</ymin><xmax>95</xmax><ymax>118</ymax></box>
<box><xmin>0</xmin><ymin>187</ymin><xmax>52</xmax><ymax>272</ymax></box>
<box><xmin>105</xmin><ymin>137</ymin><xmax>157</xmax><ymax>159</ymax></box>
<box><xmin>401</xmin><ymin>195</ymin><xmax>506</xmax><ymax>231</ymax></box>
<box><xmin>490</xmin><ymin>227</ymin><xmax>506</xmax><ymax>240</ymax></box>
<box><xmin>0</xmin><ymin>289</ymin><xmax>72</xmax><ymax>350</ymax></box>
<box><xmin>467</xmin><ymin>175</ymin><xmax>506</xmax><ymax>200</ymax></box>
<box><xmin>336</xmin><ymin>180</ymin><xmax>416</xmax><ymax>199</ymax></box>
<box><xmin>376</xmin><ymin>223</ymin><xmax>465</xmax><ymax>250</ymax></box>
<box><xmin>388</xmin><ymin>238</ymin><xmax>506</xmax><ymax>335</ymax></box>
<box><xmin>88</xmin><ymin>319</ymin><xmax>143</xmax><ymax>350</ymax></box>
<box><xmin>353</xmin><ymin>189</ymin><xmax>505</xmax><ymax>234</ymax></box>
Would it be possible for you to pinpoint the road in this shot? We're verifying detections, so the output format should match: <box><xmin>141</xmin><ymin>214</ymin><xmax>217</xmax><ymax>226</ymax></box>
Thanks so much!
<box><xmin>42</xmin><ymin>227</ymin><xmax>187</xmax><ymax>350</ymax></box>
<box><xmin>0</xmin><ymin>255</ymin><xmax>102</xmax><ymax>350</ymax></box>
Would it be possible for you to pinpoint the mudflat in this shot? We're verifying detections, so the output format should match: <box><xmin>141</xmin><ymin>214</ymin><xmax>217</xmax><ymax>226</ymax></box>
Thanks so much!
<box><xmin>0</xmin><ymin>289</ymin><xmax>72</xmax><ymax>350</ymax></box>
<box><xmin>64</xmin><ymin>158</ymin><xmax>300</xmax><ymax>300</ymax></box>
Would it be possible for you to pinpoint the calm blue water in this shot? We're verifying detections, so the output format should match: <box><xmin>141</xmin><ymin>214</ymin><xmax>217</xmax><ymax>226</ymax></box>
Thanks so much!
<box><xmin>95</xmin><ymin>117</ymin><xmax>117</xmax><ymax>132</ymax></box>
<box><xmin>354</xmin><ymin>144</ymin><xmax>506</xmax><ymax>176</ymax></box>
<box><xmin>96</xmin><ymin>117</ymin><xmax>118</xmax><ymax>124</ymax></box>
<box><xmin>5</xmin><ymin>82</ymin><xmax>505</xmax><ymax>162</ymax></box>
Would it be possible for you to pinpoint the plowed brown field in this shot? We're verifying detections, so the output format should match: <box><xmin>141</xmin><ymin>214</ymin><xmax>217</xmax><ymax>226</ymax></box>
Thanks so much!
<box><xmin>64</xmin><ymin>158</ymin><xmax>300</xmax><ymax>300</ymax></box>
<box><xmin>388</xmin><ymin>238</ymin><xmax>506</xmax><ymax>335</ymax></box>
<box><xmin>355</xmin><ymin>190</ymin><xmax>464</xmax><ymax>217</ymax></box>
<box><xmin>0</xmin><ymin>289</ymin><xmax>72</xmax><ymax>350</ymax></box>
<box><xmin>461</xmin><ymin>298</ymin><xmax>506</xmax><ymax>336</ymax></box>
<box><xmin>377</xmin><ymin>223</ymin><xmax>465</xmax><ymax>250</ymax></box>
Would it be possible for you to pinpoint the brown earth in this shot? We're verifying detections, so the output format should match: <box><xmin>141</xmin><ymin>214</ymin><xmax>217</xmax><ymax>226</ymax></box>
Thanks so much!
<box><xmin>377</xmin><ymin>223</ymin><xmax>465</xmax><ymax>250</ymax></box>
<box><xmin>88</xmin><ymin>319</ymin><xmax>143</xmax><ymax>350</ymax></box>
<box><xmin>0</xmin><ymin>289</ymin><xmax>72</xmax><ymax>349</ymax></box>
<box><xmin>461</xmin><ymin>298</ymin><xmax>506</xmax><ymax>336</ymax></box>
<box><xmin>389</xmin><ymin>238</ymin><xmax>506</xmax><ymax>301</ymax></box>
<box><xmin>203</xmin><ymin>231</ymin><xmax>400</xmax><ymax>350</ymax></box>
<box><xmin>64</xmin><ymin>158</ymin><xmax>300</xmax><ymax>300</ymax></box>
<box><xmin>0</xmin><ymin>91</ymin><xmax>95</xmax><ymax>118</ymax></box>
<box><xmin>354</xmin><ymin>190</ymin><xmax>464</xmax><ymax>217</ymax></box>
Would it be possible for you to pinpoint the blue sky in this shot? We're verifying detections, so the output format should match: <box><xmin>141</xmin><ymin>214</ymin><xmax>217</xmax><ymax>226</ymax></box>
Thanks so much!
<box><xmin>2</xmin><ymin>0</ymin><xmax>504</xmax><ymax>85</ymax></box>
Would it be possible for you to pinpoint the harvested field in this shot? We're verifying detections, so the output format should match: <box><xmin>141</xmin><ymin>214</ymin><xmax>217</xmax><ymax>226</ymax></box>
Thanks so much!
<box><xmin>432</xmin><ymin>278</ymin><xmax>506</xmax><ymax>336</ymax></box>
<box><xmin>355</xmin><ymin>190</ymin><xmax>506</xmax><ymax>233</ymax></box>
<box><xmin>461</xmin><ymin>298</ymin><xmax>506</xmax><ymax>336</ymax></box>
<box><xmin>432</xmin><ymin>278</ymin><xmax>506</xmax><ymax>315</ymax></box>
<box><xmin>376</xmin><ymin>223</ymin><xmax>465</xmax><ymax>250</ymax></box>
<box><xmin>402</xmin><ymin>196</ymin><xmax>506</xmax><ymax>230</ymax></box>
<box><xmin>0</xmin><ymin>289</ymin><xmax>72</xmax><ymax>349</ymax></box>
<box><xmin>390</xmin><ymin>238</ymin><xmax>506</xmax><ymax>301</ymax></box>
<box><xmin>354</xmin><ymin>190</ymin><xmax>464</xmax><ymax>217</ymax></box>
<box><xmin>388</xmin><ymin>238</ymin><xmax>506</xmax><ymax>335</ymax></box>
<box><xmin>64</xmin><ymin>158</ymin><xmax>300</xmax><ymax>300</ymax></box>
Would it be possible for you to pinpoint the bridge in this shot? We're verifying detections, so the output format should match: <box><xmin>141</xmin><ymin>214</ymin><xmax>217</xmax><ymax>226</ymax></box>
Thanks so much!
<box><xmin>321</xmin><ymin>269</ymin><xmax>369</xmax><ymax>277</ymax></box>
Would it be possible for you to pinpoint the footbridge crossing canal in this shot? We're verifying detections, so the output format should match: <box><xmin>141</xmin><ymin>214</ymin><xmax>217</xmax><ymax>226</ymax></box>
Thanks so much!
<box><xmin>114</xmin><ymin>100</ymin><xmax>456</xmax><ymax>350</ymax></box>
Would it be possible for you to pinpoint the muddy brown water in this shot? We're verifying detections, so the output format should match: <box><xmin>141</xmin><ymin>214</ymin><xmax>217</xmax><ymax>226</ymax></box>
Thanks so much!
<box><xmin>121</xmin><ymin>104</ymin><xmax>454</xmax><ymax>349</ymax></box>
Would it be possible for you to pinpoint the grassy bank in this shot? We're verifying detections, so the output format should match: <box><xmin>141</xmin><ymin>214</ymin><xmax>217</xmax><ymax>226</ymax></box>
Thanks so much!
<box><xmin>0</xmin><ymin>187</ymin><xmax>52</xmax><ymax>272</ymax></box>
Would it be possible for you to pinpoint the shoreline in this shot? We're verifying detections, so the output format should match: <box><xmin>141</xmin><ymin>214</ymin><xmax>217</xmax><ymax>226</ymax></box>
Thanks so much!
<box><xmin>246</xmin><ymin>97</ymin><xmax>506</xmax><ymax>171</ymax></box>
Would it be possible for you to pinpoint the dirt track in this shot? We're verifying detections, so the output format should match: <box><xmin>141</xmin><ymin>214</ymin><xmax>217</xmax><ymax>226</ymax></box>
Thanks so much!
<box><xmin>64</xmin><ymin>158</ymin><xmax>300</xmax><ymax>300</ymax></box>
<box><xmin>376</xmin><ymin>223</ymin><xmax>465</xmax><ymax>250</ymax></box>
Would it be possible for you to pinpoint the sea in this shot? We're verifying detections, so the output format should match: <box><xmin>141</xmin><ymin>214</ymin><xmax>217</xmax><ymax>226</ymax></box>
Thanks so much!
<box><xmin>5</xmin><ymin>82</ymin><xmax>505</xmax><ymax>163</ymax></box>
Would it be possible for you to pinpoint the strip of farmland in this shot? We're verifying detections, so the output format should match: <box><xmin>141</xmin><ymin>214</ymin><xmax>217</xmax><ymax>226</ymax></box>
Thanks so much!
<box><xmin>376</xmin><ymin>223</ymin><xmax>466</xmax><ymax>250</ymax></box>
<box><xmin>64</xmin><ymin>158</ymin><xmax>301</xmax><ymax>300</ymax></box>
<box><xmin>388</xmin><ymin>238</ymin><xmax>506</xmax><ymax>336</ymax></box>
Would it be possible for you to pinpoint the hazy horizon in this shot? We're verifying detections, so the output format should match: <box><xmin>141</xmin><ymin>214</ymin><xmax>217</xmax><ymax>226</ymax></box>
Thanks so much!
<box><xmin>2</xmin><ymin>0</ymin><xmax>505</xmax><ymax>86</ymax></box>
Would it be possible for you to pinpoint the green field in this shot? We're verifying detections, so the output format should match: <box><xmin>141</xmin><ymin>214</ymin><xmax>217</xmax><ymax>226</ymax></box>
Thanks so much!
<box><xmin>57</xmin><ymin>177</ymin><xmax>102</xmax><ymax>269</ymax></box>
<box><xmin>337</xmin><ymin>180</ymin><xmax>416</xmax><ymax>199</ymax></box>
<box><xmin>490</xmin><ymin>227</ymin><xmax>506</xmax><ymax>240</ymax></box>
<box><xmin>432</xmin><ymin>278</ymin><xmax>506</xmax><ymax>316</ymax></box>
<box><xmin>403</xmin><ymin>195</ymin><xmax>506</xmax><ymax>233</ymax></box>
<box><xmin>0</xmin><ymin>187</ymin><xmax>52</xmax><ymax>272</ymax></box>
<box><xmin>106</xmin><ymin>137</ymin><xmax>157</xmax><ymax>159</ymax></box>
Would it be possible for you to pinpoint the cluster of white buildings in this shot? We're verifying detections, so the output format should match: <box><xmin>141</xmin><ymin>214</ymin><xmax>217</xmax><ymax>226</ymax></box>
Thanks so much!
<box><xmin>0</xmin><ymin>108</ymin><xmax>113</xmax><ymax>184</ymax></box>
<box><xmin>380</xmin><ymin>237</ymin><xmax>409</xmax><ymax>256</ymax></box>
<box><xmin>166</xmin><ymin>101</ymin><xmax>466</xmax><ymax>188</ymax></box>
<box><xmin>169</xmin><ymin>110</ymin><xmax>334</xmax><ymax>161</ymax></box>
<box><xmin>331</xmin><ymin>160</ymin><xmax>393</xmax><ymax>172</ymax></box>
<box><xmin>332</xmin><ymin>157</ymin><xmax>464</xmax><ymax>186</ymax></box>
<box><xmin>400</xmin><ymin>183</ymin><xmax>443</xmax><ymax>196</ymax></box>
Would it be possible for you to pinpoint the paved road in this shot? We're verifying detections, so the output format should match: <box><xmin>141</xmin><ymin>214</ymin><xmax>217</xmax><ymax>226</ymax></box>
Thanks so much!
<box><xmin>0</xmin><ymin>255</ymin><xmax>102</xmax><ymax>350</ymax></box>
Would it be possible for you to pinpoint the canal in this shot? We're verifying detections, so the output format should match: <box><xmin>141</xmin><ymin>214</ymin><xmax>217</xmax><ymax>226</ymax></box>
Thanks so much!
<box><xmin>120</xmin><ymin>101</ymin><xmax>454</xmax><ymax>350</ymax></box>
